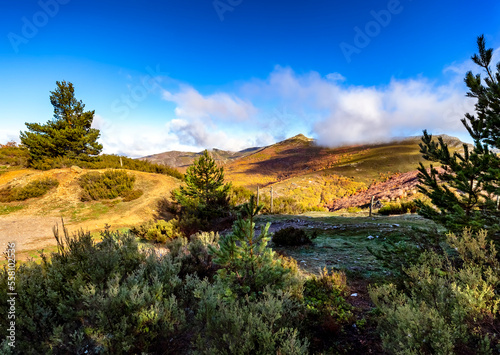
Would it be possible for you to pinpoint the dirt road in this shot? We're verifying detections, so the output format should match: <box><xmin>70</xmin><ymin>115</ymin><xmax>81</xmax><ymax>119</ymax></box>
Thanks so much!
<box><xmin>0</xmin><ymin>215</ymin><xmax>62</xmax><ymax>254</ymax></box>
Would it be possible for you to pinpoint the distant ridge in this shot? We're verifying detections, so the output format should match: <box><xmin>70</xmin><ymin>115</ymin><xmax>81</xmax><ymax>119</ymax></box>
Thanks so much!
<box><xmin>140</xmin><ymin>133</ymin><xmax>467</xmax><ymax>171</ymax></box>
<box><xmin>139</xmin><ymin>146</ymin><xmax>262</xmax><ymax>169</ymax></box>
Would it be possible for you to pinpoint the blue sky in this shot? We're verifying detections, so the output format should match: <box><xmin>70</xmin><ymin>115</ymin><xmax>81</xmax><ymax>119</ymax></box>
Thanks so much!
<box><xmin>1</xmin><ymin>0</ymin><xmax>500</xmax><ymax>157</ymax></box>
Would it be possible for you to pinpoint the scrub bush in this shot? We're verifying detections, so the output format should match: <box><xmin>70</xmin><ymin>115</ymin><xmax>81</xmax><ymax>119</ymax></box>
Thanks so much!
<box><xmin>79</xmin><ymin>169</ymin><xmax>135</xmax><ymax>201</ymax></box>
<box><xmin>130</xmin><ymin>219</ymin><xmax>183</xmax><ymax>243</ymax></box>
<box><xmin>370</xmin><ymin>229</ymin><xmax>500</xmax><ymax>354</ymax></box>
<box><xmin>272</xmin><ymin>226</ymin><xmax>316</xmax><ymax>247</ymax></box>
<box><xmin>0</xmin><ymin>177</ymin><xmax>59</xmax><ymax>202</ymax></box>
<box><xmin>378</xmin><ymin>200</ymin><xmax>417</xmax><ymax>215</ymax></box>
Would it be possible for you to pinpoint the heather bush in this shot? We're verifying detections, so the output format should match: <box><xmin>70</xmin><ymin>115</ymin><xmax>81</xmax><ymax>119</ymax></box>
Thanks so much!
<box><xmin>0</xmin><ymin>141</ymin><xmax>29</xmax><ymax>167</ymax></box>
<box><xmin>192</xmin><ymin>280</ymin><xmax>309</xmax><ymax>355</ymax></box>
<box><xmin>367</xmin><ymin>227</ymin><xmax>445</xmax><ymax>279</ymax></box>
<box><xmin>79</xmin><ymin>169</ymin><xmax>135</xmax><ymax>201</ymax></box>
<box><xmin>122</xmin><ymin>188</ymin><xmax>143</xmax><ymax>202</ymax></box>
<box><xmin>130</xmin><ymin>219</ymin><xmax>183</xmax><ymax>243</ymax></box>
<box><xmin>260</xmin><ymin>194</ymin><xmax>306</xmax><ymax>214</ymax></box>
<box><xmin>378</xmin><ymin>200</ymin><xmax>418</xmax><ymax>215</ymax></box>
<box><xmin>165</xmin><ymin>231</ymin><xmax>220</xmax><ymax>280</ymax></box>
<box><xmin>230</xmin><ymin>185</ymin><xmax>254</xmax><ymax>206</ymax></box>
<box><xmin>0</xmin><ymin>177</ymin><xmax>59</xmax><ymax>202</ymax></box>
<box><xmin>370</xmin><ymin>229</ymin><xmax>500</xmax><ymax>354</ymax></box>
<box><xmin>303</xmin><ymin>268</ymin><xmax>352</xmax><ymax>328</ymax></box>
<box><xmin>272</xmin><ymin>226</ymin><xmax>317</xmax><ymax>247</ymax></box>
<box><xmin>0</xmin><ymin>226</ymin><xmax>188</xmax><ymax>354</ymax></box>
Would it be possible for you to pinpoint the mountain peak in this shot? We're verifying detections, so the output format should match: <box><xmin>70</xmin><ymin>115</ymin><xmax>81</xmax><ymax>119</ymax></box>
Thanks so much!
<box><xmin>283</xmin><ymin>134</ymin><xmax>313</xmax><ymax>143</ymax></box>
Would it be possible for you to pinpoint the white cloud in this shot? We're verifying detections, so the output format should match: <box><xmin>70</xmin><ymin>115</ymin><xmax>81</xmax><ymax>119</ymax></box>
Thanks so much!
<box><xmin>93</xmin><ymin>46</ymin><xmax>499</xmax><ymax>156</ymax></box>
<box><xmin>0</xmin><ymin>129</ymin><xmax>20</xmax><ymax>144</ymax></box>
<box><xmin>242</xmin><ymin>65</ymin><xmax>478</xmax><ymax>147</ymax></box>
<box><xmin>162</xmin><ymin>86</ymin><xmax>257</xmax><ymax>121</ymax></box>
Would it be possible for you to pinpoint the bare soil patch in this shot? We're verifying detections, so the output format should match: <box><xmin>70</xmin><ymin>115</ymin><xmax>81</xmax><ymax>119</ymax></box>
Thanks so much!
<box><xmin>0</xmin><ymin>215</ymin><xmax>62</xmax><ymax>253</ymax></box>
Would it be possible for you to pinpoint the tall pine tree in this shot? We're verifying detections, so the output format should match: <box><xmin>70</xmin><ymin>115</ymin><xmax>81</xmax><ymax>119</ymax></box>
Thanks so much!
<box><xmin>20</xmin><ymin>81</ymin><xmax>102</xmax><ymax>165</ymax></box>
<box><xmin>417</xmin><ymin>35</ymin><xmax>500</xmax><ymax>237</ymax></box>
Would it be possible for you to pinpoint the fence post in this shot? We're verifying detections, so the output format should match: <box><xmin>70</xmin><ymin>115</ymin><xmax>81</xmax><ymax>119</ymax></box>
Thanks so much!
<box><xmin>270</xmin><ymin>186</ymin><xmax>274</xmax><ymax>213</ymax></box>
<box><xmin>369</xmin><ymin>196</ymin><xmax>374</xmax><ymax>217</ymax></box>
<box><xmin>120</xmin><ymin>156</ymin><xmax>123</xmax><ymax>167</ymax></box>
<box><xmin>257</xmin><ymin>186</ymin><xmax>260</xmax><ymax>206</ymax></box>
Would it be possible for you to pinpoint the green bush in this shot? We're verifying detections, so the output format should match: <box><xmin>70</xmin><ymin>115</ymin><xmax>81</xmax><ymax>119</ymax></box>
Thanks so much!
<box><xmin>0</xmin><ymin>142</ymin><xmax>29</xmax><ymax>167</ymax></box>
<box><xmin>303</xmin><ymin>268</ymin><xmax>352</xmax><ymax>331</ymax></box>
<box><xmin>0</xmin><ymin>227</ymin><xmax>188</xmax><ymax>354</ymax></box>
<box><xmin>130</xmin><ymin>219</ymin><xmax>183</xmax><ymax>243</ymax></box>
<box><xmin>0</xmin><ymin>211</ymin><xmax>312</xmax><ymax>354</ymax></box>
<box><xmin>369</xmin><ymin>229</ymin><xmax>500</xmax><ymax>354</ymax></box>
<box><xmin>0</xmin><ymin>177</ymin><xmax>59</xmax><ymax>202</ymax></box>
<box><xmin>122</xmin><ymin>188</ymin><xmax>143</xmax><ymax>202</ymax></box>
<box><xmin>378</xmin><ymin>200</ymin><xmax>418</xmax><ymax>215</ymax></box>
<box><xmin>230</xmin><ymin>185</ymin><xmax>254</xmax><ymax>206</ymax></box>
<box><xmin>272</xmin><ymin>226</ymin><xmax>316</xmax><ymax>247</ymax></box>
<box><xmin>367</xmin><ymin>228</ymin><xmax>445</xmax><ymax>280</ymax></box>
<box><xmin>79</xmin><ymin>169</ymin><xmax>135</xmax><ymax>201</ymax></box>
<box><xmin>165</xmin><ymin>231</ymin><xmax>220</xmax><ymax>280</ymax></box>
<box><xmin>192</xmin><ymin>280</ymin><xmax>309</xmax><ymax>355</ymax></box>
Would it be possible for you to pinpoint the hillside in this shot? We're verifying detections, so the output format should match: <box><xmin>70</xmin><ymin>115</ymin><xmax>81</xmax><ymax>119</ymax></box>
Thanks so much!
<box><xmin>0</xmin><ymin>133</ymin><xmax>469</xmax><ymax>256</ymax></box>
<box><xmin>0</xmin><ymin>167</ymin><xmax>180</xmax><ymax>256</ymax></box>
<box><xmin>140</xmin><ymin>146</ymin><xmax>262</xmax><ymax>171</ymax></box>
<box><xmin>141</xmin><ymin>133</ymin><xmax>468</xmax><ymax>211</ymax></box>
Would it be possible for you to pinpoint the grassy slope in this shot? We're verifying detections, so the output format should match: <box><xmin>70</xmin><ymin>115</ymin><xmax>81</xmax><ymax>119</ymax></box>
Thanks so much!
<box><xmin>0</xmin><ymin>168</ymin><xmax>181</xmax><ymax>257</ymax></box>
<box><xmin>223</xmin><ymin>134</ymin><xmax>467</xmax><ymax>209</ymax></box>
<box><xmin>260</xmin><ymin>212</ymin><xmax>441</xmax><ymax>278</ymax></box>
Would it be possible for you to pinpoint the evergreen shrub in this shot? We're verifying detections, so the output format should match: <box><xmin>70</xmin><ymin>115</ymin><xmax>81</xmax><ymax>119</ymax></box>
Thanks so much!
<box><xmin>378</xmin><ymin>200</ymin><xmax>417</xmax><ymax>215</ymax></box>
<box><xmin>369</xmin><ymin>229</ymin><xmax>500</xmax><ymax>354</ymax></box>
<box><xmin>130</xmin><ymin>219</ymin><xmax>183</xmax><ymax>243</ymax></box>
<box><xmin>78</xmin><ymin>169</ymin><xmax>135</xmax><ymax>201</ymax></box>
<box><xmin>272</xmin><ymin>226</ymin><xmax>316</xmax><ymax>246</ymax></box>
<box><xmin>0</xmin><ymin>177</ymin><xmax>59</xmax><ymax>202</ymax></box>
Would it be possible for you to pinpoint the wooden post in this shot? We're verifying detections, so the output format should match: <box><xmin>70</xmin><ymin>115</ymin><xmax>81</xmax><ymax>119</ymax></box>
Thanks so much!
<box><xmin>497</xmin><ymin>196</ymin><xmax>499</xmax><ymax>211</ymax></box>
<box><xmin>120</xmin><ymin>156</ymin><xmax>123</xmax><ymax>167</ymax></box>
<box><xmin>369</xmin><ymin>195</ymin><xmax>374</xmax><ymax>217</ymax></box>
<box><xmin>257</xmin><ymin>186</ymin><xmax>260</xmax><ymax>206</ymax></box>
<box><xmin>270</xmin><ymin>186</ymin><xmax>274</xmax><ymax>213</ymax></box>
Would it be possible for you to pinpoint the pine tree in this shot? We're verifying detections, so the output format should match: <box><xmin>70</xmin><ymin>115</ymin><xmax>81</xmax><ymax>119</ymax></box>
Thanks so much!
<box><xmin>416</xmin><ymin>35</ymin><xmax>500</xmax><ymax>237</ymax></box>
<box><xmin>20</xmin><ymin>81</ymin><xmax>103</xmax><ymax>165</ymax></box>
<box><xmin>208</xmin><ymin>196</ymin><xmax>292</xmax><ymax>298</ymax></box>
<box><xmin>172</xmin><ymin>150</ymin><xmax>231</xmax><ymax>220</ymax></box>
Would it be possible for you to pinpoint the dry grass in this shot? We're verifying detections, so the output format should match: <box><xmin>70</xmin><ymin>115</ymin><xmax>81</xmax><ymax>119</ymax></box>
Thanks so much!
<box><xmin>0</xmin><ymin>168</ymin><xmax>181</xmax><ymax>254</ymax></box>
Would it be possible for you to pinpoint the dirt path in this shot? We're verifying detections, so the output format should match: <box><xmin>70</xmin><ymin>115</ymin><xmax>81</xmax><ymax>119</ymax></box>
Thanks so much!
<box><xmin>0</xmin><ymin>215</ymin><xmax>62</xmax><ymax>253</ymax></box>
<box><xmin>0</xmin><ymin>168</ymin><xmax>181</xmax><ymax>257</ymax></box>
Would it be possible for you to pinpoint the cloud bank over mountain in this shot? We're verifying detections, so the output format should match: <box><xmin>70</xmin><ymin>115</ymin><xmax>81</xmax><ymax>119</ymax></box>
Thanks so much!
<box><xmin>91</xmin><ymin>48</ymin><xmax>499</xmax><ymax>157</ymax></box>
